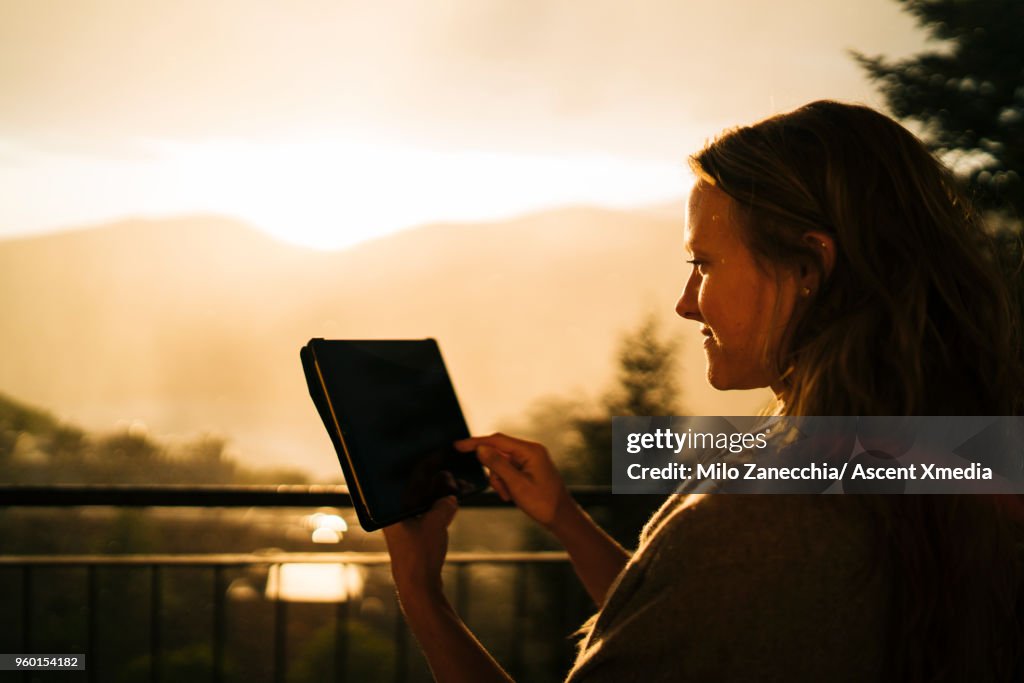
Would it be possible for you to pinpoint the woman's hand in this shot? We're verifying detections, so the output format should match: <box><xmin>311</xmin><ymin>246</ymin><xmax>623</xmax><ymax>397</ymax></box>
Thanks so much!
<box><xmin>382</xmin><ymin>495</ymin><xmax>459</xmax><ymax>597</ymax></box>
<box><xmin>455</xmin><ymin>433</ymin><xmax>573</xmax><ymax>532</ymax></box>
<box><xmin>457</xmin><ymin>433</ymin><xmax>631</xmax><ymax>606</ymax></box>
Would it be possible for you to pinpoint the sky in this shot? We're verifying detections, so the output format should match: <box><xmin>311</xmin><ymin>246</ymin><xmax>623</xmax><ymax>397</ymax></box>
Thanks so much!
<box><xmin>0</xmin><ymin>0</ymin><xmax>934</xmax><ymax>249</ymax></box>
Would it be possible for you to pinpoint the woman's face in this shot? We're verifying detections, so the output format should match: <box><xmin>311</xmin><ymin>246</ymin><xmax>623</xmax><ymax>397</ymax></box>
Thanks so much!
<box><xmin>675</xmin><ymin>182</ymin><xmax>799</xmax><ymax>392</ymax></box>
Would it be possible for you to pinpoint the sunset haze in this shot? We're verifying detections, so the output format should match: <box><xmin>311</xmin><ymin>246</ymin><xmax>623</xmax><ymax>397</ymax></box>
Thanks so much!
<box><xmin>1</xmin><ymin>0</ymin><xmax>933</xmax><ymax>478</ymax></box>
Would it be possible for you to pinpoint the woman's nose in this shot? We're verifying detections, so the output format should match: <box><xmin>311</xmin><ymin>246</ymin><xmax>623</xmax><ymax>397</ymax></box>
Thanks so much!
<box><xmin>675</xmin><ymin>273</ymin><xmax>702</xmax><ymax>322</ymax></box>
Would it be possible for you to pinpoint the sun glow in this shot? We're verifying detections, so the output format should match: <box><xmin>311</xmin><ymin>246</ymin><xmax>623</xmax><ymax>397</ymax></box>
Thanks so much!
<box><xmin>157</xmin><ymin>136</ymin><xmax>688</xmax><ymax>250</ymax></box>
<box><xmin>1</xmin><ymin>135</ymin><xmax>687</xmax><ymax>251</ymax></box>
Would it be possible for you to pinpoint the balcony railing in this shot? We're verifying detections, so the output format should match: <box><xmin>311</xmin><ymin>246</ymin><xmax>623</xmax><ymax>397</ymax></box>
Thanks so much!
<box><xmin>0</xmin><ymin>485</ymin><xmax>614</xmax><ymax>683</ymax></box>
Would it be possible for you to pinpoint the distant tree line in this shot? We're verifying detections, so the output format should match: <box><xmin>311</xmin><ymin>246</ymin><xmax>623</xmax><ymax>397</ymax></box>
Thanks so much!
<box><xmin>507</xmin><ymin>314</ymin><xmax>684</xmax><ymax>549</ymax></box>
<box><xmin>0</xmin><ymin>392</ymin><xmax>309</xmax><ymax>485</ymax></box>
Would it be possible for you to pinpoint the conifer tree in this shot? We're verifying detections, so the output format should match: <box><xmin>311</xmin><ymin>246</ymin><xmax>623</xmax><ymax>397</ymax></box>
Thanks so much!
<box><xmin>854</xmin><ymin>0</ymin><xmax>1024</xmax><ymax>220</ymax></box>
<box><xmin>565</xmin><ymin>315</ymin><xmax>681</xmax><ymax>547</ymax></box>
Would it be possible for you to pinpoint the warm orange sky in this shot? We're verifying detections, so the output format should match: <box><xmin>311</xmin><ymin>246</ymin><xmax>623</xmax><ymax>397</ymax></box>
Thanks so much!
<box><xmin>1</xmin><ymin>0</ymin><xmax>932</xmax><ymax>249</ymax></box>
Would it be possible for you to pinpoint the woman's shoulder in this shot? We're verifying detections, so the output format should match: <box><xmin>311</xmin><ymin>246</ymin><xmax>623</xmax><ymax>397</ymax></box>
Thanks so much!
<box><xmin>638</xmin><ymin>493</ymin><xmax>880</xmax><ymax>560</ymax></box>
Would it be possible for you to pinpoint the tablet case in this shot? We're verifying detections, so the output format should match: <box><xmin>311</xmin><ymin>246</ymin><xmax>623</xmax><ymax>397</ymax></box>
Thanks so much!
<box><xmin>301</xmin><ymin>338</ymin><xmax>488</xmax><ymax>531</ymax></box>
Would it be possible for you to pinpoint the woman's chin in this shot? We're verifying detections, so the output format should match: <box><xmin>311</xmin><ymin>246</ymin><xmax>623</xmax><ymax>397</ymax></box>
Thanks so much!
<box><xmin>705</xmin><ymin>363</ymin><xmax>770</xmax><ymax>392</ymax></box>
<box><xmin>705</xmin><ymin>365</ymin><xmax>732</xmax><ymax>391</ymax></box>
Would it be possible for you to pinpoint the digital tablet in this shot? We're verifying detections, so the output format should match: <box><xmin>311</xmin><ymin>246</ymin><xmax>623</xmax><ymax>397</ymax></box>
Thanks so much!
<box><xmin>300</xmin><ymin>338</ymin><xmax>488</xmax><ymax>531</ymax></box>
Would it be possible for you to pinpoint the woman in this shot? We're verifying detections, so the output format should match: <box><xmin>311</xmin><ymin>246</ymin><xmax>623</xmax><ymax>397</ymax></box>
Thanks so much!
<box><xmin>383</xmin><ymin>101</ymin><xmax>1024</xmax><ymax>682</ymax></box>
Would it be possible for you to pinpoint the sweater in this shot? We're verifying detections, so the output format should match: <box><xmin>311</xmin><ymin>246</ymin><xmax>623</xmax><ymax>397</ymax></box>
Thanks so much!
<box><xmin>565</xmin><ymin>494</ymin><xmax>893</xmax><ymax>682</ymax></box>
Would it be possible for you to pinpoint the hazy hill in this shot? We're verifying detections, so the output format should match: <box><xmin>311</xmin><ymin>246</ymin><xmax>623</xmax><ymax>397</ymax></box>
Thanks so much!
<box><xmin>0</xmin><ymin>391</ymin><xmax>309</xmax><ymax>485</ymax></box>
<box><xmin>0</xmin><ymin>209</ymin><xmax>768</xmax><ymax>478</ymax></box>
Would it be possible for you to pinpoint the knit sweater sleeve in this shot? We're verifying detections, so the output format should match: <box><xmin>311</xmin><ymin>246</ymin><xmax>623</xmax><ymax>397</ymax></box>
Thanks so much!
<box><xmin>564</xmin><ymin>494</ymin><xmax>892</xmax><ymax>683</ymax></box>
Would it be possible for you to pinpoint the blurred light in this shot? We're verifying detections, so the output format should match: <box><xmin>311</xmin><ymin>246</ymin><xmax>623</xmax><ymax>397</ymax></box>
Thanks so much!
<box><xmin>304</xmin><ymin>511</ymin><xmax>348</xmax><ymax>543</ymax></box>
<box><xmin>227</xmin><ymin>578</ymin><xmax>259</xmax><ymax>601</ymax></box>
<box><xmin>307</xmin><ymin>512</ymin><xmax>348</xmax><ymax>532</ymax></box>
<box><xmin>311</xmin><ymin>527</ymin><xmax>341</xmax><ymax>544</ymax></box>
<box><xmin>265</xmin><ymin>563</ymin><xmax>365</xmax><ymax>602</ymax></box>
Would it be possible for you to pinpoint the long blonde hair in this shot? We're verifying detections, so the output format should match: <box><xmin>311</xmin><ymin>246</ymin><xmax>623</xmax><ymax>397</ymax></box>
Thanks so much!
<box><xmin>690</xmin><ymin>101</ymin><xmax>1024</xmax><ymax>682</ymax></box>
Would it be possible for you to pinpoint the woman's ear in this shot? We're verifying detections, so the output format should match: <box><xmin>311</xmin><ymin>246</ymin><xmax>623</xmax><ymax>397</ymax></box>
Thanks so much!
<box><xmin>799</xmin><ymin>231</ymin><xmax>836</xmax><ymax>293</ymax></box>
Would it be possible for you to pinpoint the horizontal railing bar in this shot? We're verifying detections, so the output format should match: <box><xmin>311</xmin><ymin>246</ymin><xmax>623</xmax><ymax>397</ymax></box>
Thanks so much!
<box><xmin>0</xmin><ymin>484</ymin><xmax>352</xmax><ymax>507</ymax></box>
<box><xmin>0</xmin><ymin>484</ymin><xmax>614</xmax><ymax>508</ymax></box>
<box><xmin>0</xmin><ymin>551</ymin><xmax>570</xmax><ymax>566</ymax></box>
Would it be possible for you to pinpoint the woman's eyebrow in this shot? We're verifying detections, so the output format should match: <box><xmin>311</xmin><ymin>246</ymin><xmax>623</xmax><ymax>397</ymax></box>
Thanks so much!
<box><xmin>684</xmin><ymin>237</ymin><xmax>708</xmax><ymax>257</ymax></box>
<box><xmin>682</xmin><ymin>229</ymin><xmax>697</xmax><ymax>254</ymax></box>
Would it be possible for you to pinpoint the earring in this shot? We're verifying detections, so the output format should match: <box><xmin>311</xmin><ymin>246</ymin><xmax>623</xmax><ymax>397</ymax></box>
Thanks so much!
<box><xmin>801</xmin><ymin>286</ymin><xmax>812</xmax><ymax>297</ymax></box>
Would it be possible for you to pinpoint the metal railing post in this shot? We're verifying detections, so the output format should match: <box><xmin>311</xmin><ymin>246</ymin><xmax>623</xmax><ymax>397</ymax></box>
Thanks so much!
<box><xmin>88</xmin><ymin>565</ymin><xmax>98</xmax><ymax>683</ymax></box>
<box><xmin>273</xmin><ymin>584</ymin><xmax>288</xmax><ymax>683</ymax></box>
<box><xmin>212</xmin><ymin>565</ymin><xmax>225</xmax><ymax>683</ymax></box>
<box><xmin>151</xmin><ymin>565</ymin><xmax>162</xmax><ymax>683</ymax></box>
<box><xmin>334</xmin><ymin>599</ymin><xmax>348</xmax><ymax>683</ymax></box>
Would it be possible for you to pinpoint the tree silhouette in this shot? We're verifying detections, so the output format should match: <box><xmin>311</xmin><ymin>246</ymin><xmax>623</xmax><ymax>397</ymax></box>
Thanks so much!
<box><xmin>562</xmin><ymin>315</ymin><xmax>682</xmax><ymax>547</ymax></box>
<box><xmin>511</xmin><ymin>315</ymin><xmax>685</xmax><ymax>678</ymax></box>
<box><xmin>0</xmin><ymin>391</ymin><xmax>309</xmax><ymax>485</ymax></box>
<box><xmin>853</xmin><ymin>0</ymin><xmax>1024</xmax><ymax>221</ymax></box>
<box><xmin>853</xmin><ymin>0</ymin><xmax>1024</xmax><ymax>350</ymax></box>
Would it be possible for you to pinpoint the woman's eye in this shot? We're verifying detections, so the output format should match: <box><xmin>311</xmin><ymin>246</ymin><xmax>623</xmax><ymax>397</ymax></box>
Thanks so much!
<box><xmin>686</xmin><ymin>259</ymin><xmax>708</xmax><ymax>274</ymax></box>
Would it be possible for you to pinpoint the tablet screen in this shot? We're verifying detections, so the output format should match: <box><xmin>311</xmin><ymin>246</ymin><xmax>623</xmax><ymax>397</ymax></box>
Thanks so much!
<box><xmin>303</xmin><ymin>339</ymin><xmax>487</xmax><ymax>529</ymax></box>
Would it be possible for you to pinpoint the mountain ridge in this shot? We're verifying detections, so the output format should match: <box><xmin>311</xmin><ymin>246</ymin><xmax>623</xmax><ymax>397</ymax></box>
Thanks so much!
<box><xmin>0</xmin><ymin>208</ymin><xmax>769</xmax><ymax>478</ymax></box>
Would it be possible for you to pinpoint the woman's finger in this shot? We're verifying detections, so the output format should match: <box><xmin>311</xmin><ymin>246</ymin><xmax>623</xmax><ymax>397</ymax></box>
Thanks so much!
<box><xmin>477</xmin><ymin>446</ymin><xmax>531</xmax><ymax>494</ymax></box>
<box><xmin>478</xmin><ymin>444</ymin><xmax>517</xmax><ymax>468</ymax></box>
<box><xmin>490</xmin><ymin>474</ymin><xmax>512</xmax><ymax>501</ymax></box>
<box><xmin>455</xmin><ymin>433</ymin><xmax>538</xmax><ymax>460</ymax></box>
